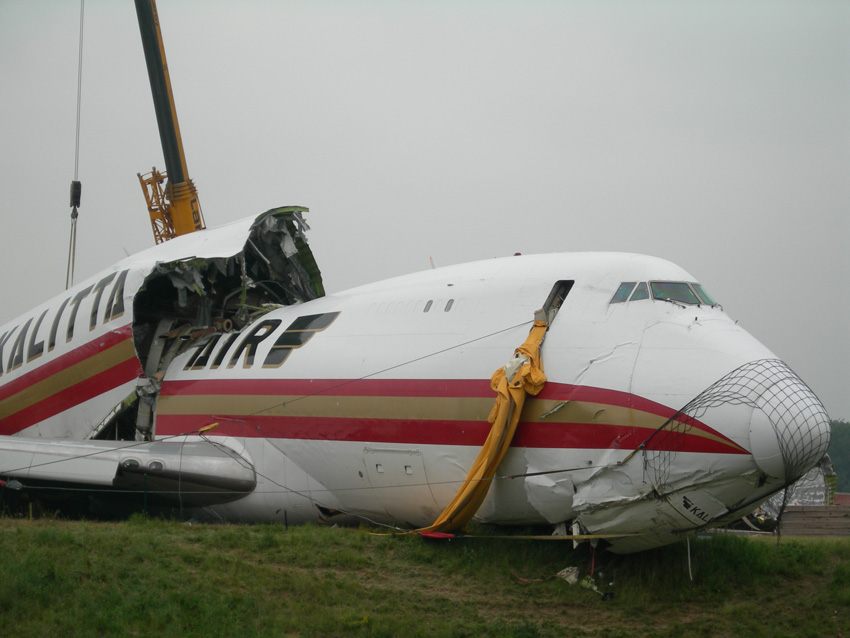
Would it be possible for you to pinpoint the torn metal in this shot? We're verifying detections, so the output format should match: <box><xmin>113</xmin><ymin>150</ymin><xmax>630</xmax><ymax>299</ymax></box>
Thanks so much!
<box><xmin>0</xmin><ymin>206</ymin><xmax>321</xmax><ymax>518</ymax></box>
<box><xmin>0</xmin><ymin>208</ymin><xmax>320</xmax><ymax>515</ymax></box>
<box><xmin>760</xmin><ymin>454</ymin><xmax>837</xmax><ymax>519</ymax></box>
<box><xmin>104</xmin><ymin>207</ymin><xmax>324</xmax><ymax>442</ymax></box>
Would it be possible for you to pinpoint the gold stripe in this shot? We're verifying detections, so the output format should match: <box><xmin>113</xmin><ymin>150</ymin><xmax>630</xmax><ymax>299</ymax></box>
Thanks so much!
<box><xmin>0</xmin><ymin>339</ymin><xmax>137</xmax><ymax>417</ymax></box>
<box><xmin>157</xmin><ymin>393</ymin><xmax>739</xmax><ymax>449</ymax></box>
<box><xmin>526</xmin><ymin>398</ymin><xmax>736</xmax><ymax>447</ymax></box>
<box><xmin>158</xmin><ymin>394</ymin><xmax>494</xmax><ymax>421</ymax></box>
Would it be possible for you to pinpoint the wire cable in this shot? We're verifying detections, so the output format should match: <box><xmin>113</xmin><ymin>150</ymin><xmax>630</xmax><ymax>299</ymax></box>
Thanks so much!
<box><xmin>73</xmin><ymin>0</ymin><xmax>84</xmax><ymax>183</ymax></box>
<box><xmin>66</xmin><ymin>0</ymin><xmax>85</xmax><ymax>290</ymax></box>
<box><xmin>223</xmin><ymin>318</ymin><xmax>534</xmax><ymax>422</ymax></box>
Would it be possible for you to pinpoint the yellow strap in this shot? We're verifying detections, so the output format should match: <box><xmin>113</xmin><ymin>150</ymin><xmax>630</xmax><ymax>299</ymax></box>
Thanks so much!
<box><xmin>418</xmin><ymin>318</ymin><xmax>548</xmax><ymax>534</ymax></box>
<box><xmin>371</xmin><ymin>531</ymin><xmax>645</xmax><ymax>540</ymax></box>
<box><xmin>426</xmin><ymin>533</ymin><xmax>645</xmax><ymax>540</ymax></box>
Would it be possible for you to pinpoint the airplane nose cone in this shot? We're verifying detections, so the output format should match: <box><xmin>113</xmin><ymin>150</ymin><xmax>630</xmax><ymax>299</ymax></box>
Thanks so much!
<box><xmin>671</xmin><ymin>359</ymin><xmax>830</xmax><ymax>486</ymax></box>
<box><xmin>738</xmin><ymin>359</ymin><xmax>831</xmax><ymax>484</ymax></box>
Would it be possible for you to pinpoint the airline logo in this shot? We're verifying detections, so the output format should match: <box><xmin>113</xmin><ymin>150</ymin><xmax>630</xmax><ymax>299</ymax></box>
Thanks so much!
<box><xmin>182</xmin><ymin>312</ymin><xmax>340</xmax><ymax>372</ymax></box>
<box><xmin>0</xmin><ymin>270</ymin><xmax>138</xmax><ymax>435</ymax></box>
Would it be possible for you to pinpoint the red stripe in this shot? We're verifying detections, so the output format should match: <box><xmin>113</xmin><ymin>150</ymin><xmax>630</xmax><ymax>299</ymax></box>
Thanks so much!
<box><xmin>159</xmin><ymin>377</ymin><xmax>739</xmax><ymax>442</ymax></box>
<box><xmin>161</xmin><ymin>378</ymin><xmax>678</xmax><ymax>419</ymax></box>
<box><xmin>155</xmin><ymin>414</ymin><xmax>747</xmax><ymax>455</ymax></box>
<box><xmin>160</xmin><ymin>378</ymin><xmax>495</xmax><ymax>399</ymax></box>
<box><xmin>0</xmin><ymin>357</ymin><xmax>142</xmax><ymax>435</ymax></box>
<box><xmin>0</xmin><ymin>325</ymin><xmax>141</xmax><ymax>435</ymax></box>
<box><xmin>0</xmin><ymin>324</ymin><xmax>135</xmax><ymax>402</ymax></box>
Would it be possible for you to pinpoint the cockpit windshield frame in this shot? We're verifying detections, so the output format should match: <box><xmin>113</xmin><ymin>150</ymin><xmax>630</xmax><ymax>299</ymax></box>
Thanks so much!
<box><xmin>630</xmin><ymin>282</ymin><xmax>649</xmax><ymax>301</ymax></box>
<box><xmin>609</xmin><ymin>280</ymin><xmax>719</xmax><ymax>307</ymax></box>
<box><xmin>610</xmin><ymin>282</ymin><xmax>636</xmax><ymax>304</ymax></box>
<box><xmin>649</xmin><ymin>282</ymin><xmax>701</xmax><ymax>305</ymax></box>
<box><xmin>692</xmin><ymin>284</ymin><xmax>717</xmax><ymax>306</ymax></box>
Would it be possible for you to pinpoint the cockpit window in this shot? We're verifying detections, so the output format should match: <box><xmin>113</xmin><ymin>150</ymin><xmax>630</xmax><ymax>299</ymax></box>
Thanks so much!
<box><xmin>630</xmin><ymin>282</ymin><xmax>649</xmax><ymax>301</ymax></box>
<box><xmin>693</xmin><ymin>284</ymin><xmax>716</xmax><ymax>306</ymax></box>
<box><xmin>610</xmin><ymin>282</ymin><xmax>636</xmax><ymax>304</ymax></box>
<box><xmin>611</xmin><ymin>280</ymin><xmax>719</xmax><ymax>306</ymax></box>
<box><xmin>650</xmin><ymin>282</ymin><xmax>701</xmax><ymax>305</ymax></box>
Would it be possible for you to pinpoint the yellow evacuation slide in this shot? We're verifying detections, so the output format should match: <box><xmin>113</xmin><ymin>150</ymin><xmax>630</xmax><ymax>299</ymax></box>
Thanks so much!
<box><xmin>418</xmin><ymin>314</ymin><xmax>548</xmax><ymax>533</ymax></box>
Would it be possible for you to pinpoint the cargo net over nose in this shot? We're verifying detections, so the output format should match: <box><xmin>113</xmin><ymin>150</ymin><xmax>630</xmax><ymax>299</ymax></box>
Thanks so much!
<box><xmin>640</xmin><ymin>359</ymin><xmax>831</xmax><ymax>489</ymax></box>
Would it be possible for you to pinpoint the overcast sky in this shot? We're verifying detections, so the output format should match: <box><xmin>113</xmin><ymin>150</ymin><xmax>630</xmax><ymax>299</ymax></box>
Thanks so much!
<box><xmin>1</xmin><ymin>0</ymin><xmax>848</xmax><ymax>419</ymax></box>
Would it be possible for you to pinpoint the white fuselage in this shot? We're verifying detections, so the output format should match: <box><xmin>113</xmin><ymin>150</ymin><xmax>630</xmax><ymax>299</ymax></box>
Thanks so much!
<box><xmin>0</xmin><ymin>242</ymin><xmax>831</xmax><ymax>553</ymax></box>
<box><xmin>153</xmin><ymin>253</ymin><xmax>829</xmax><ymax>551</ymax></box>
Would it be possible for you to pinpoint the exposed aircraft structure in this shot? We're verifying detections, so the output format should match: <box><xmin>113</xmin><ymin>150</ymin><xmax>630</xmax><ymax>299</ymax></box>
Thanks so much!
<box><xmin>0</xmin><ymin>210</ymin><xmax>832</xmax><ymax>552</ymax></box>
<box><xmin>0</xmin><ymin>207</ymin><xmax>320</xmax><ymax>439</ymax></box>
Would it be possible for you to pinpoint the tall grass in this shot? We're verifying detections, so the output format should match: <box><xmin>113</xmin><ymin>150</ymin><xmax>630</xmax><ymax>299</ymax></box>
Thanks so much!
<box><xmin>0</xmin><ymin>518</ymin><xmax>846</xmax><ymax>638</ymax></box>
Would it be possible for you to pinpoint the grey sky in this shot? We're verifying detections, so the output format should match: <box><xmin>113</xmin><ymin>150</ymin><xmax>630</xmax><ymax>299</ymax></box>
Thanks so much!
<box><xmin>1</xmin><ymin>0</ymin><xmax>848</xmax><ymax>419</ymax></box>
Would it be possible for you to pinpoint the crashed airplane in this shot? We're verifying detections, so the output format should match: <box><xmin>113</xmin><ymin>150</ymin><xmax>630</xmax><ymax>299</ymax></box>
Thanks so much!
<box><xmin>0</xmin><ymin>0</ymin><xmax>833</xmax><ymax>552</ymax></box>
<box><xmin>0</xmin><ymin>205</ymin><xmax>833</xmax><ymax>552</ymax></box>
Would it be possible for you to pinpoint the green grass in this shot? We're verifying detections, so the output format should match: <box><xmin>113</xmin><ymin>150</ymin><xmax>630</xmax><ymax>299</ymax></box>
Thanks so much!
<box><xmin>0</xmin><ymin>518</ymin><xmax>847</xmax><ymax>637</ymax></box>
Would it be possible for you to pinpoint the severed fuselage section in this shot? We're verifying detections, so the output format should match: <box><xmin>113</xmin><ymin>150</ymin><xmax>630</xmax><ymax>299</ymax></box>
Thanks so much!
<box><xmin>0</xmin><ymin>207</ymin><xmax>324</xmax><ymax>514</ymax></box>
<box><xmin>98</xmin><ymin>206</ymin><xmax>325</xmax><ymax>442</ymax></box>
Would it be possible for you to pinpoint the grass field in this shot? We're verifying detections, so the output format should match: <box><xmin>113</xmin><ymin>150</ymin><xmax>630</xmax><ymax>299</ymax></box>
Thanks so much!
<box><xmin>0</xmin><ymin>516</ymin><xmax>847</xmax><ymax>637</ymax></box>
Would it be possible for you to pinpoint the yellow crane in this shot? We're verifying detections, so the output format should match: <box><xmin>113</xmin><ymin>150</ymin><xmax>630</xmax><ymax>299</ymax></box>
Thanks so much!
<box><xmin>135</xmin><ymin>0</ymin><xmax>205</xmax><ymax>243</ymax></box>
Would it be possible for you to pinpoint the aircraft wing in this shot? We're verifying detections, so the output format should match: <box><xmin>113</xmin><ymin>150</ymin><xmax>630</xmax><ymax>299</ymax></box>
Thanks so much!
<box><xmin>0</xmin><ymin>435</ymin><xmax>256</xmax><ymax>508</ymax></box>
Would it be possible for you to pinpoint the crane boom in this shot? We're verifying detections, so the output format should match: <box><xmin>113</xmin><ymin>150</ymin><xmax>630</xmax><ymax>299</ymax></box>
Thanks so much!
<box><xmin>135</xmin><ymin>0</ymin><xmax>205</xmax><ymax>243</ymax></box>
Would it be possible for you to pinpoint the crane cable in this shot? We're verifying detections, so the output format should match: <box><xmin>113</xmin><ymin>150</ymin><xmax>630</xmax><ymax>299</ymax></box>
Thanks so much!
<box><xmin>66</xmin><ymin>0</ymin><xmax>85</xmax><ymax>290</ymax></box>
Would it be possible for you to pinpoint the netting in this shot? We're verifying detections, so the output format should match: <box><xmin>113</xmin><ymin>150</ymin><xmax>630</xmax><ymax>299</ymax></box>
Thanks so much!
<box><xmin>641</xmin><ymin>359</ymin><xmax>831</xmax><ymax>488</ymax></box>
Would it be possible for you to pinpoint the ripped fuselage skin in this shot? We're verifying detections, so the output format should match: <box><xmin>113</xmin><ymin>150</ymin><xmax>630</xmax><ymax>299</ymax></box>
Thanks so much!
<box><xmin>0</xmin><ymin>211</ymin><xmax>831</xmax><ymax>553</ymax></box>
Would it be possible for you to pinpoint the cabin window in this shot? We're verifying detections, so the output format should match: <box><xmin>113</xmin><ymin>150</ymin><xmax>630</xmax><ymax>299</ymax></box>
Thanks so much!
<box><xmin>423</xmin><ymin>300</ymin><xmax>433</xmax><ymax>313</ymax></box>
<box><xmin>444</xmin><ymin>299</ymin><xmax>454</xmax><ymax>312</ymax></box>
<box><xmin>610</xmin><ymin>282</ymin><xmax>636</xmax><ymax>304</ymax></box>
